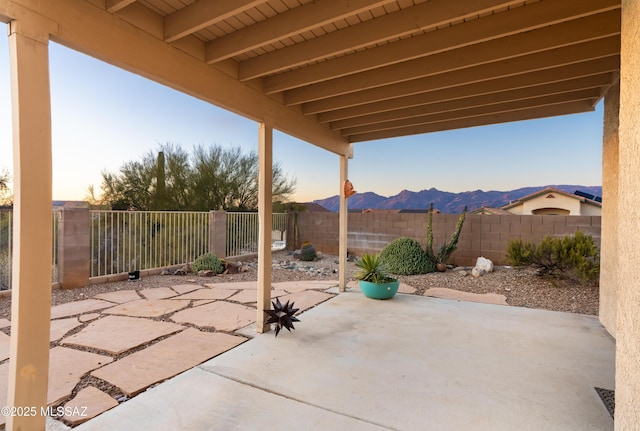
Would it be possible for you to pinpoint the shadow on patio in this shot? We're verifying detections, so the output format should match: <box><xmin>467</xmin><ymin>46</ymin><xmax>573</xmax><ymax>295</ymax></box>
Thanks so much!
<box><xmin>75</xmin><ymin>292</ymin><xmax>614</xmax><ymax>431</ymax></box>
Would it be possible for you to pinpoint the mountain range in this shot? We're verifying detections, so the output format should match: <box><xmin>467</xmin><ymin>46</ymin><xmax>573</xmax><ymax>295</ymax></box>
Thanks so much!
<box><xmin>312</xmin><ymin>185</ymin><xmax>603</xmax><ymax>213</ymax></box>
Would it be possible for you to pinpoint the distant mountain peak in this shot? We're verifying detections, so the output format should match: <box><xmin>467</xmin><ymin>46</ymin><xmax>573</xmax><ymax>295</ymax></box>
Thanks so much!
<box><xmin>312</xmin><ymin>185</ymin><xmax>602</xmax><ymax>213</ymax></box>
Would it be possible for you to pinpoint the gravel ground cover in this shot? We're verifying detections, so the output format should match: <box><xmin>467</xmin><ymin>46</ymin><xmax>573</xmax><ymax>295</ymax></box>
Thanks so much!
<box><xmin>0</xmin><ymin>250</ymin><xmax>599</xmax><ymax>319</ymax></box>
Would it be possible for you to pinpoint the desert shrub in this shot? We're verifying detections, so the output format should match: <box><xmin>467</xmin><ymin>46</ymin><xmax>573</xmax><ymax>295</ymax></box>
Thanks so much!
<box><xmin>192</xmin><ymin>252</ymin><xmax>225</xmax><ymax>274</ymax></box>
<box><xmin>505</xmin><ymin>239</ymin><xmax>537</xmax><ymax>267</ymax></box>
<box><xmin>0</xmin><ymin>250</ymin><xmax>9</xmax><ymax>290</ymax></box>
<box><xmin>505</xmin><ymin>231</ymin><xmax>599</xmax><ymax>282</ymax></box>
<box><xmin>379</xmin><ymin>237</ymin><xmax>432</xmax><ymax>275</ymax></box>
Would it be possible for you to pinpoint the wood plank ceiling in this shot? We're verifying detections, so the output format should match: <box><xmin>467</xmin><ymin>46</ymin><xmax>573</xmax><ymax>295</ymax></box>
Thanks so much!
<box><xmin>106</xmin><ymin>0</ymin><xmax>621</xmax><ymax>144</ymax></box>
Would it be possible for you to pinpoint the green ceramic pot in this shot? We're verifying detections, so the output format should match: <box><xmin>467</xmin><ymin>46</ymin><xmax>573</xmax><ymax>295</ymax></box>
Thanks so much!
<box><xmin>359</xmin><ymin>279</ymin><xmax>400</xmax><ymax>300</ymax></box>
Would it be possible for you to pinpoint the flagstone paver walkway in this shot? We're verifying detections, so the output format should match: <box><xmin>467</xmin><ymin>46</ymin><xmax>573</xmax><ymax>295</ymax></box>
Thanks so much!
<box><xmin>62</xmin><ymin>387</ymin><xmax>119</xmax><ymax>426</ymax></box>
<box><xmin>273</xmin><ymin>280</ymin><xmax>339</xmax><ymax>292</ymax></box>
<box><xmin>139</xmin><ymin>287</ymin><xmax>178</xmax><ymax>300</ymax></box>
<box><xmin>92</xmin><ymin>328</ymin><xmax>245</xmax><ymax>396</ymax></box>
<box><xmin>50</xmin><ymin>299</ymin><xmax>114</xmax><ymax>319</ymax></box>
<box><xmin>230</xmin><ymin>288</ymin><xmax>288</xmax><ymax>303</ymax></box>
<box><xmin>0</xmin><ymin>363</ymin><xmax>8</xmax><ymax>423</ymax></box>
<box><xmin>78</xmin><ymin>313</ymin><xmax>100</xmax><ymax>323</ymax></box>
<box><xmin>93</xmin><ymin>290</ymin><xmax>142</xmax><ymax>304</ymax></box>
<box><xmin>102</xmin><ymin>298</ymin><xmax>189</xmax><ymax>318</ymax></box>
<box><xmin>47</xmin><ymin>347</ymin><xmax>114</xmax><ymax>406</ymax></box>
<box><xmin>0</xmin><ymin>278</ymin><xmax>338</xmax><ymax>428</ymax></box>
<box><xmin>204</xmin><ymin>281</ymin><xmax>258</xmax><ymax>290</ymax></box>
<box><xmin>424</xmin><ymin>287</ymin><xmax>508</xmax><ymax>305</ymax></box>
<box><xmin>61</xmin><ymin>316</ymin><xmax>184</xmax><ymax>355</ymax></box>
<box><xmin>50</xmin><ymin>318</ymin><xmax>83</xmax><ymax>342</ymax></box>
<box><xmin>169</xmin><ymin>284</ymin><xmax>202</xmax><ymax>294</ymax></box>
<box><xmin>192</xmin><ymin>299</ymin><xmax>216</xmax><ymax>307</ymax></box>
<box><xmin>0</xmin><ymin>331</ymin><xmax>9</xmax><ymax>361</ymax></box>
<box><xmin>173</xmin><ymin>287</ymin><xmax>238</xmax><ymax>300</ymax></box>
<box><xmin>171</xmin><ymin>301</ymin><xmax>256</xmax><ymax>331</ymax></box>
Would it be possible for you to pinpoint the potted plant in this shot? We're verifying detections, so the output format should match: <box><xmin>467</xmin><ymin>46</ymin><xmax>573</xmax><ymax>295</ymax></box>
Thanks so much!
<box><xmin>354</xmin><ymin>253</ymin><xmax>400</xmax><ymax>299</ymax></box>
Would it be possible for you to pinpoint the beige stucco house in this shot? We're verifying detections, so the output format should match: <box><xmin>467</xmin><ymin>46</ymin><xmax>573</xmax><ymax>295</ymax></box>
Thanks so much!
<box><xmin>501</xmin><ymin>187</ymin><xmax>602</xmax><ymax>215</ymax></box>
<box><xmin>0</xmin><ymin>1</ymin><xmax>639</xmax><ymax>429</ymax></box>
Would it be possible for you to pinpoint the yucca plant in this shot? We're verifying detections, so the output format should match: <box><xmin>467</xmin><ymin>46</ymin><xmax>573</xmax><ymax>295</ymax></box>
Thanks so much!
<box><xmin>354</xmin><ymin>253</ymin><xmax>396</xmax><ymax>284</ymax></box>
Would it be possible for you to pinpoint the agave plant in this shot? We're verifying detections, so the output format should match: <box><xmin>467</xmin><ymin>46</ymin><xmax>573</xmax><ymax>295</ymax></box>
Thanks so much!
<box><xmin>354</xmin><ymin>253</ymin><xmax>396</xmax><ymax>284</ymax></box>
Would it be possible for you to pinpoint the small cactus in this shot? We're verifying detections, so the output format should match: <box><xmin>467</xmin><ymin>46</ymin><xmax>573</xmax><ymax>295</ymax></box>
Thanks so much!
<box><xmin>300</xmin><ymin>242</ymin><xmax>317</xmax><ymax>261</ymax></box>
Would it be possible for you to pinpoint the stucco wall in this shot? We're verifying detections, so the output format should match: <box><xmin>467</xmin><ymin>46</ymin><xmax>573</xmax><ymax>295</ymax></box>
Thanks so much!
<box><xmin>616</xmin><ymin>1</ymin><xmax>640</xmax><ymax>428</ymax></box>
<box><xmin>293</xmin><ymin>212</ymin><xmax>601</xmax><ymax>267</ymax></box>
<box><xmin>580</xmin><ymin>203</ymin><xmax>603</xmax><ymax>216</ymax></box>
<box><xmin>600</xmin><ymin>81</ymin><xmax>619</xmax><ymax>337</ymax></box>
<box><xmin>522</xmin><ymin>193</ymin><xmax>581</xmax><ymax>215</ymax></box>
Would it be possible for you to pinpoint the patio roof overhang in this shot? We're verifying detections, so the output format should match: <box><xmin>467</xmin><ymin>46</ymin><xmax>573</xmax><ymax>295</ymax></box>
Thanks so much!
<box><xmin>0</xmin><ymin>0</ymin><xmax>621</xmax><ymax>151</ymax></box>
<box><xmin>3</xmin><ymin>1</ymin><xmax>639</xmax><ymax>430</ymax></box>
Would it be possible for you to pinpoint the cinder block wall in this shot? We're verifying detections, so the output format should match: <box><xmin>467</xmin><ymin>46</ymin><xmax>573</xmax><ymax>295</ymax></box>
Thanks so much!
<box><xmin>293</xmin><ymin>212</ymin><xmax>601</xmax><ymax>266</ymax></box>
<box><xmin>209</xmin><ymin>210</ymin><xmax>227</xmax><ymax>258</ymax></box>
<box><xmin>58</xmin><ymin>208</ymin><xmax>90</xmax><ymax>289</ymax></box>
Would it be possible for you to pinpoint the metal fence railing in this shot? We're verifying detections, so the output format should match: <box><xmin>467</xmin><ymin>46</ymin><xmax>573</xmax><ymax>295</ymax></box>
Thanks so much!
<box><xmin>0</xmin><ymin>210</ymin><xmax>11</xmax><ymax>290</ymax></box>
<box><xmin>226</xmin><ymin>212</ymin><xmax>288</xmax><ymax>257</ymax></box>
<box><xmin>0</xmin><ymin>209</ymin><xmax>60</xmax><ymax>290</ymax></box>
<box><xmin>1</xmin><ymin>210</ymin><xmax>289</xmax><ymax>288</ymax></box>
<box><xmin>90</xmin><ymin>210</ymin><xmax>209</xmax><ymax>277</ymax></box>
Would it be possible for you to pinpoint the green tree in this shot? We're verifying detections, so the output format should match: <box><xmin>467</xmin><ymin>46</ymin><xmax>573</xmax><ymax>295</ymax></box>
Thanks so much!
<box><xmin>161</xmin><ymin>144</ymin><xmax>193</xmax><ymax>209</ymax></box>
<box><xmin>95</xmin><ymin>143</ymin><xmax>295</xmax><ymax>211</ymax></box>
<box><xmin>0</xmin><ymin>170</ymin><xmax>12</xmax><ymax>206</ymax></box>
<box><xmin>0</xmin><ymin>171</ymin><xmax>8</xmax><ymax>190</ymax></box>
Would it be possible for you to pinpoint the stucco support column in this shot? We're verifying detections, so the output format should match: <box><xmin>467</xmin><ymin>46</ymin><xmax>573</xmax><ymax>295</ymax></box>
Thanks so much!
<box><xmin>256</xmin><ymin>119</ymin><xmax>273</xmax><ymax>333</ymax></box>
<box><xmin>599</xmin><ymin>80</ymin><xmax>619</xmax><ymax>337</ymax></box>
<box><xmin>616</xmin><ymin>1</ymin><xmax>640</xmax><ymax>428</ymax></box>
<box><xmin>338</xmin><ymin>156</ymin><xmax>348</xmax><ymax>292</ymax></box>
<box><xmin>7</xmin><ymin>17</ymin><xmax>54</xmax><ymax>431</ymax></box>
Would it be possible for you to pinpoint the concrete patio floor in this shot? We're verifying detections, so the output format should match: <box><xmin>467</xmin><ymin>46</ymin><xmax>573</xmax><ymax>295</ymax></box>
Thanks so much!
<box><xmin>74</xmin><ymin>292</ymin><xmax>615</xmax><ymax>431</ymax></box>
<box><xmin>0</xmin><ymin>279</ymin><xmax>339</xmax><ymax>428</ymax></box>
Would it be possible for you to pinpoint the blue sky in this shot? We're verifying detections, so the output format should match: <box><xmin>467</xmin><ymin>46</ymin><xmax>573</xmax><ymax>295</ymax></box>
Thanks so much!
<box><xmin>0</xmin><ymin>24</ymin><xmax>603</xmax><ymax>203</ymax></box>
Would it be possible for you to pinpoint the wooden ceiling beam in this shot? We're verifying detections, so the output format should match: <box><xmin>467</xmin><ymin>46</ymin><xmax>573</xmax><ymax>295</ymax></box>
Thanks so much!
<box><xmin>282</xmin><ymin>10</ymin><xmax>620</xmax><ymax>104</ymax></box>
<box><xmin>339</xmin><ymin>88</ymin><xmax>602</xmax><ymax>136</ymax></box>
<box><xmin>265</xmin><ymin>0</ymin><xmax>619</xmax><ymax>93</ymax></box>
<box><xmin>29</xmin><ymin>0</ymin><xmax>350</xmax><ymax>155</ymax></box>
<box><xmin>164</xmin><ymin>0</ymin><xmax>267</xmax><ymax>43</ymax></box>
<box><xmin>317</xmin><ymin>63</ymin><xmax>617</xmax><ymax>122</ymax></box>
<box><xmin>348</xmin><ymin>101</ymin><xmax>595</xmax><ymax>142</ymax></box>
<box><xmin>330</xmin><ymin>75</ymin><xmax>613</xmax><ymax>130</ymax></box>
<box><xmin>301</xmin><ymin>42</ymin><xmax>620</xmax><ymax>114</ymax></box>
<box><xmin>9</xmin><ymin>0</ymin><xmax>623</xmax><ymax>145</ymax></box>
<box><xmin>238</xmin><ymin>0</ymin><xmax>524</xmax><ymax>81</ymax></box>
<box><xmin>105</xmin><ymin>0</ymin><xmax>136</xmax><ymax>14</ymax></box>
<box><xmin>204</xmin><ymin>0</ymin><xmax>392</xmax><ymax>64</ymax></box>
